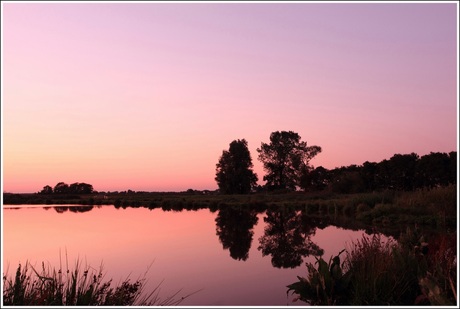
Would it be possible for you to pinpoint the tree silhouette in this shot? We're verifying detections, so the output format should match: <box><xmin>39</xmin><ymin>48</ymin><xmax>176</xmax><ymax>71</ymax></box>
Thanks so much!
<box><xmin>45</xmin><ymin>182</ymin><xmax>94</xmax><ymax>194</ymax></box>
<box><xmin>257</xmin><ymin>131</ymin><xmax>321</xmax><ymax>191</ymax></box>
<box><xmin>215</xmin><ymin>206</ymin><xmax>259</xmax><ymax>261</ymax></box>
<box><xmin>68</xmin><ymin>182</ymin><xmax>94</xmax><ymax>194</ymax></box>
<box><xmin>329</xmin><ymin>165</ymin><xmax>366</xmax><ymax>194</ymax></box>
<box><xmin>258</xmin><ymin>208</ymin><xmax>323</xmax><ymax>268</ymax></box>
<box><xmin>416</xmin><ymin>152</ymin><xmax>452</xmax><ymax>188</ymax></box>
<box><xmin>448</xmin><ymin>151</ymin><xmax>457</xmax><ymax>184</ymax></box>
<box><xmin>387</xmin><ymin>153</ymin><xmax>419</xmax><ymax>190</ymax></box>
<box><xmin>53</xmin><ymin>182</ymin><xmax>69</xmax><ymax>194</ymax></box>
<box><xmin>300</xmin><ymin>166</ymin><xmax>331</xmax><ymax>191</ymax></box>
<box><xmin>360</xmin><ymin>161</ymin><xmax>378</xmax><ymax>192</ymax></box>
<box><xmin>215</xmin><ymin>139</ymin><xmax>258</xmax><ymax>194</ymax></box>
<box><xmin>323</xmin><ymin>151</ymin><xmax>457</xmax><ymax>192</ymax></box>
<box><xmin>39</xmin><ymin>185</ymin><xmax>53</xmax><ymax>194</ymax></box>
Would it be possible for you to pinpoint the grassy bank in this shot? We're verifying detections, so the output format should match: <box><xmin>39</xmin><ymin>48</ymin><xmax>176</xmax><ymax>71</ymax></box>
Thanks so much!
<box><xmin>4</xmin><ymin>185</ymin><xmax>457</xmax><ymax>231</ymax></box>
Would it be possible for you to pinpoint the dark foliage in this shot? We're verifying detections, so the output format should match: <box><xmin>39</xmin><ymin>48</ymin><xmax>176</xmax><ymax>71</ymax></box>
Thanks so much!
<box><xmin>215</xmin><ymin>139</ymin><xmax>258</xmax><ymax>194</ymax></box>
<box><xmin>258</xmin><ymin>208</ymin><xmax>323</xmax><ymax>268</ymax></box>
<box><xmin>257</xmin><ymin>131</ymin><xmax>321</xmax><ymax>191</ymax></box>
<box><xmin>303</xmin><ymin>151</ymin><xmax>457</xmax><ymax>193</ymax></box>
<box><xmin>40</xmin><ymin>182</ymin><xmax>94</xmax><ymax>195</ymax></box>
<box><xmin>215</xmin><ymin>206</ymin><xmax>259</xmax><ymax>260</ymax></box>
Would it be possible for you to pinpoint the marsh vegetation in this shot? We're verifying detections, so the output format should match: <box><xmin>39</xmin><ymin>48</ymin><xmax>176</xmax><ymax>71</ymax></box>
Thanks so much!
<box><xmin>2</xmin><ymin>260</ymin><xmax>191</xmax><ymax>306</ymax></box>
<box><xmin>4</xmin><ymin>185</ymin><xmax>457</xmax><ymax>231</ymax></box>
<box><xmin>287</xmin><ymin>228</ymin><xmax>457</xmax><ymax>305</ymax></box>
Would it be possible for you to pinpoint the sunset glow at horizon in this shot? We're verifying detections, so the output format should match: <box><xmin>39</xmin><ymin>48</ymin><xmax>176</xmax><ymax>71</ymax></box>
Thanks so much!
<box><xmin>2</xmin><ymin>2</ymin><xmax>458</xmax><ymax>193</ymax></box>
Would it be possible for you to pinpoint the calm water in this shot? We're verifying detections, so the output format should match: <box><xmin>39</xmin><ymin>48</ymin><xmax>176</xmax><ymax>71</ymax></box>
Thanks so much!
<box><xmin>2</xmin><ymin>205</ymin><xmax>388</xmax><ymax>306</ymax></box>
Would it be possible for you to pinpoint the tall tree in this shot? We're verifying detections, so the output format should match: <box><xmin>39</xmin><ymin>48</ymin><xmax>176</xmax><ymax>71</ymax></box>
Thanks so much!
<box><xmin>215</xmin><ymin>139</ymin><xmax>258</xmax><ymax>194</ymax></box>
<box><xmin>257</xmin><ymin>131</ymin><xmax>321</xmax><ymax>191</ymax></box>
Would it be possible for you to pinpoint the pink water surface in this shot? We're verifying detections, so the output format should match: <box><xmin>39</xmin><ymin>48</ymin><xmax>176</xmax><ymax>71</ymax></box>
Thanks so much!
<box><xmin>3</xmin><ymin>205</ymin><xmax>381</xmax><ymax>306</ymax></box>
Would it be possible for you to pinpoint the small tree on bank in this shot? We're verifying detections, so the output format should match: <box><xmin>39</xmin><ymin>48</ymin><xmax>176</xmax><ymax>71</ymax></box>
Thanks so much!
<box><xmin>257</xmin><ymin>131</ymin><xmax>321</xmax><ymax>191</ymax></box>
<box><xmin>39</xmin><ymin>185</ymin><xmax>53</xmax><ymax>194</ymax></box>
<box><xmin>215</xmin><ymin>139</ymin><xmax>258</xmax><ymax>194</ymax></box>
<box><xmin>54</xmin><ymin>182</ymin><xmax>69</xmax><ymax>194</ymax></box>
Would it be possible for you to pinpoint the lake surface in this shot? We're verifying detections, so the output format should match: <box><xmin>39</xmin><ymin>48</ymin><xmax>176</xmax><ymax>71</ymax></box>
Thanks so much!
<box><xmin>2</xmin><ymin>205</ymin><xmax>390</xmax><ymax>306</ymax></box>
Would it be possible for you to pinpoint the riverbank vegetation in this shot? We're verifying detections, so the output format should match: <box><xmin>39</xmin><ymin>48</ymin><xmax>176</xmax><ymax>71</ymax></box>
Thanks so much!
<box><xmin>4</xmin><ymin>184</ymin><xmax>457</xmax><ymax>231</ymax></box>
<box><xmin>287</xmin><ymin>228</ymin><xmax>457</xmax><ymax>305</ymax></box>
<box><xmin>2</xmin><ymin>260</ymin><xmax>190</xmax><ymax>306</ymax></box>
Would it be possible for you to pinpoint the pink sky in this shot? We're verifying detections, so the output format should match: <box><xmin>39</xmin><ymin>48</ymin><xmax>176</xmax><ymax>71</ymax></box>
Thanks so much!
<box><xmin>2</xmin><ymin>2</ymin><xmax>458</xmax><ymax>193</ymax></box>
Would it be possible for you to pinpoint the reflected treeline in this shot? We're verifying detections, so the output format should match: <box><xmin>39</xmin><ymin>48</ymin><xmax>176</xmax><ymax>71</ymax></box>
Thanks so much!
<box><xmin>215</xmin><ymin>206</ymin><xmax>258</xmax><ymax>261</ymax></box>
<box><xmin>24</xmin><ymin>202</ymin><xmax>422</xmax><ymax>268</ymax></box>
<box><xmin>33</xmin><ymin>202</ymin><xmax>413</xmax><ymax>239</ymax></box>
<box><xmin>258</xmin><ymin>207</ymin><xmax>323</xmax><ymax>268</ymax></box>
<box><xmin>45</xmin><ymin>205</ymin><xmax>95</xmax><ymax>213</ymax></box>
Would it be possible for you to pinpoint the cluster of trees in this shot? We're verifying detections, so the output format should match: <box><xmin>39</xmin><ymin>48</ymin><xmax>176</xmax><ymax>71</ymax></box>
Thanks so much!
<box><xmin>304</xmin><ymin>151</ymin><xmax>457</xmax><ymax>193</ymax></box>
<box><xmin>215</xmin><ymin>130</ymin><xmax>456</xmax><ymax>194</ymax></box>
<box><xmin>39</xmin><ymin>182</ymin><xmax>94</xmax><ymax>194</ymax></box>
<box><xmin>215</xmin><ymin>131</ymin><xmax>321</xmax><ymax>193</ymax></box>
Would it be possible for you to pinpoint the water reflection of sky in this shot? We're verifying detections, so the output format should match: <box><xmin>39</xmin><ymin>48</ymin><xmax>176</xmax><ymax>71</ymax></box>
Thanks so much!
<box><xmin>2</xmin><ymin>206</ymin><xmax>388</xmax><ymax>306</ymax></box>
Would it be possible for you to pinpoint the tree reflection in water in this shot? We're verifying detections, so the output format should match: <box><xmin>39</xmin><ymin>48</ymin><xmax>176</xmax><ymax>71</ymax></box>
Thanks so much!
<box><xmin>215</xmin><ymin>206</ymin><xmax>259</xmax><ymax>261</ymax></box>
<box><xmin>258</xmin><ymin>208</ymin><xmax>323</xmax><ymax>268</ymax></box>
<box><xmin>53</xmin><ymin>206</ymin><xmax>94</xmax><ymax>213</ymax></box>
<box><xmin>39</xmin><ymin>204</ymin><xmax>387</xmax><ymax>269</ymax></box>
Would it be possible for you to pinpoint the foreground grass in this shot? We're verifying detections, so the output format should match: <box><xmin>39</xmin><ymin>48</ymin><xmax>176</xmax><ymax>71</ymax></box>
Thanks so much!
<box><xmin>2</xmin><ymin>261</ymin><xmax>191</xmax><ymax>306</ymax></box>
<box><xmin>287</xmin><ymin>228</ymin><xmax>457</xmax><ymax>306</ymax></box>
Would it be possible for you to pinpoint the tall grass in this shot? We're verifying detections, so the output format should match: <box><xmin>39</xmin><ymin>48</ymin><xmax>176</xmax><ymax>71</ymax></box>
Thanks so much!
<box><xmin>2</xmin><ymin>260</ymin><xmax>193</xmax><ymax>306</ymax></box>
<box><xmin>343</xmin><ymin>234</ymin><xmax>420</xmax><ymax>305</ymax></box>
<box><xmin>287</xmin><ymin>227</ymin><xmax>457</xmax><ymax>306</ymax></box>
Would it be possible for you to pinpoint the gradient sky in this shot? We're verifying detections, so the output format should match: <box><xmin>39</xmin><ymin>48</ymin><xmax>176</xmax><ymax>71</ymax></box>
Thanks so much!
<box><xmin>2</xmin><ymin>1</ymin><xmax>458</xmax><ymax>193</ymax></box>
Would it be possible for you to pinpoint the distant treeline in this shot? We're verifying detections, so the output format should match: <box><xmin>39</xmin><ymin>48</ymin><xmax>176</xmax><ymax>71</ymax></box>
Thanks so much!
<box><xmin>39</xmin><ymin>182</ymin><xmax>94</xmax><ymax>194</ymax></box>
<box><xmin>304</xmin><ymin>151</ymin><xmax>457</xmax><ymax>193</ymax></box>
<box><xmin>35</xmin><ymin>151</ymin><xmax>457</xmax><ymax>196</ymax></box>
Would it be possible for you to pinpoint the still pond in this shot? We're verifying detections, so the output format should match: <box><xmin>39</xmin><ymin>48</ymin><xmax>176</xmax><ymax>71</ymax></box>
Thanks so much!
<box><xmin>2</xmin><ymin>205</ymin><xmax>392</xmax><ymax>306</ymax></box>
